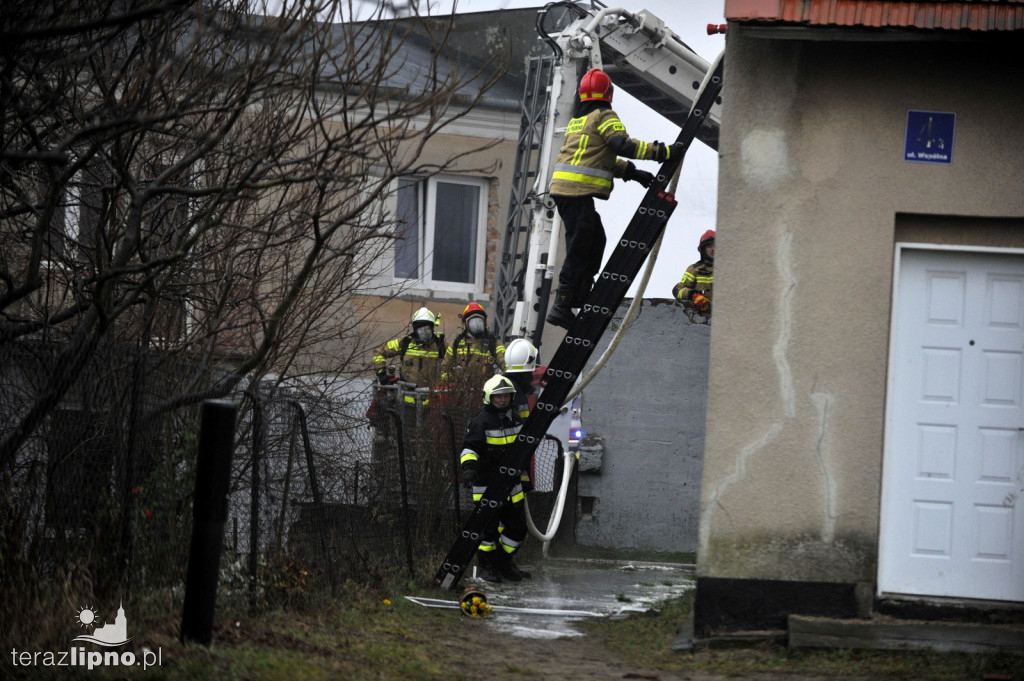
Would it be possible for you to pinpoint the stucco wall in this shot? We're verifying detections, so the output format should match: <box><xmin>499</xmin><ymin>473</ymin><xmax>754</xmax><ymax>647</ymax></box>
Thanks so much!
<box><xmin>701</xmin><ymin>31</ymin><xmax>1024</xmax><ymax>583</ymax></box>
<box><xmin>577</xmin><ymin>299</ymin><xmax>710</xmax><ymax>553</ymax></box>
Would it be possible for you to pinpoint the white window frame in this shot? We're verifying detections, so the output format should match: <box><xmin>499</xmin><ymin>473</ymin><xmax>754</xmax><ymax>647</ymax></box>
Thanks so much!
<box><xmin>390</xmin><ymin>174</ymin><xmax>489</xmax><ymax>296</ymax></box>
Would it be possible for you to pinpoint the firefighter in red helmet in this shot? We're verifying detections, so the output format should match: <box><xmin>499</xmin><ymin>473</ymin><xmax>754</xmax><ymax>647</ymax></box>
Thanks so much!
<box><xmin>546</xmin><ymin>68</ymin><xmax>684</xmax><ymax>329</ymax></box>
<box><xmin>672</xmin><ymin>230</ymin><xmax>715</xmax><ymax>314</ymax></box>
<box><xmin>444</xmin><ymin>302</ymin><xmax>505</xmax><ymax>382</ymax></box>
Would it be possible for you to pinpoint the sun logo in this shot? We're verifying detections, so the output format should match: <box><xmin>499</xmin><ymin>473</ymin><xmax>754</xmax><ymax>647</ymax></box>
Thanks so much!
<box><xmin>76</xmin><ymin>607</ymin><xmax>97</xmax><ymax>630</ymax></box>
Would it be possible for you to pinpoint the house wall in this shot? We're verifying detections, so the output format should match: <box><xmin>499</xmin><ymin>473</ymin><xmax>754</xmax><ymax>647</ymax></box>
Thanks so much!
<box><xmin>698</xmin><ymin>29</ymin><xmax>1024</xmax><ymax>629</ymax></box>
<box><xmin>317</xmin><ymin>128</ymin><xmax>519</xmax><ymax>372</ymax></box>
<box><xmin>577</xmin><ymin>299</ymin><xmax>709</xmax><ymax>554</ymax></box>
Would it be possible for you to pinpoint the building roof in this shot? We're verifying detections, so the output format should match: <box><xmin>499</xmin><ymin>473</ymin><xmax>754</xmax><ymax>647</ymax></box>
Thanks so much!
<box><xmin>333</xmin><ymin>8</ymin><xmax>555</xmax><ymax>111</ymax></box>
<box><xmin>724</xmin><ymin>0</ymin><xmax>1024</xmax><ymax>31</ymax></box>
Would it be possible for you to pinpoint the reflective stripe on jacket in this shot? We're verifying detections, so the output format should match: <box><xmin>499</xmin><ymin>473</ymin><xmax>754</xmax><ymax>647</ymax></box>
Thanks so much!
<box><xmin>443</xmin><ymin>333</ymin><xmax>505</xmax><ymax>380</ymax></box>
<box><xmin>672</xmin><ymin>260</ymin><xmax>714</xmax><ymax>303</ymax></box>
<box><xmin>372</xmin><ymin>335</ymin><xmax>446</xmax><ymax>387</ymax></box>
<box><xmin>549</xmin><ymin>108</ymin><xmax>661</xmax><ymax>200</ymax></box>
<box><xmin>460</xmin><ymin>405</ymin><xmax>523</xmax><ymax>503</ymax></box>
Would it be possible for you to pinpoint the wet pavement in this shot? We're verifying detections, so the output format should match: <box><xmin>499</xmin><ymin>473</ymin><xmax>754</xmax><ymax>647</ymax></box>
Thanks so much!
<box><xmin>461</xmin><ymin>558</ymin><xmax>695</xmax><ymax>639</ymax></box>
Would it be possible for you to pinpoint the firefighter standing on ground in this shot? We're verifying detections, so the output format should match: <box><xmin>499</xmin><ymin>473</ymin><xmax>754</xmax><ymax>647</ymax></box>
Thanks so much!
<box><xmin>372</xmin><ymin>307</ymin><xmax>447</xmax><ymax>398</ymax></box>
<box><xmin>546</xmin><ymin>67</ymin><xmax>684</xmax><ymax>329</ymax></box>
<box><xmin>502</xmin><ymin>338</ymin><xmax>541</xmax><ymax>493</ymax></box>
<box><xmin>672</xmin><ymin>230</ymin><xmax>715</xmax><ymax>315</ymax></box>
<box><xmin>502</xmin><ymin>338</ymin><xmax>540</xmax><ymax>421</ymax></box>
<box><xmin>460</xmin><ymin>375</ymin><xmax>531</xmax><ymax>582</ymax></box>
<box><xmin>443</xmin><ymin>302</ymin><xmax>505</xmax><ymax>387</ymax></box>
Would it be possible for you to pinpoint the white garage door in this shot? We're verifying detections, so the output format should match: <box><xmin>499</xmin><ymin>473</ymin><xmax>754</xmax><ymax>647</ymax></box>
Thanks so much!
<box><xmin>879</xmin><ymin>246</ymin><xmax>1024</xmax><ymax>602</ymax></box>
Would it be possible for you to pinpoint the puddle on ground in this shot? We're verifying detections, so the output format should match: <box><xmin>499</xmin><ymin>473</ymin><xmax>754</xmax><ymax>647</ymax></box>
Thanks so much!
<box><xmin>464</xmin><ymin>558</ymin><xmax>695</xmax><ymax>639</ymax></box>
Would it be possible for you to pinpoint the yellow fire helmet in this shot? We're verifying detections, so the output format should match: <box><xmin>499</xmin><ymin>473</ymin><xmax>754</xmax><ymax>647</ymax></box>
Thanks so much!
<box><xmin>481</xmin><ymin>374</ymin><xmax>516</xmax><ymax>406</ymax></box>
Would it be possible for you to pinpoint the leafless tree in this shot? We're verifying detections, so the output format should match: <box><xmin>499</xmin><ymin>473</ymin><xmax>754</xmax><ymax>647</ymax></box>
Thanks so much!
<box><xmin>0</xmin><ymin>0</ymin><xmax>506</xmax><ymax>609</ymax></box>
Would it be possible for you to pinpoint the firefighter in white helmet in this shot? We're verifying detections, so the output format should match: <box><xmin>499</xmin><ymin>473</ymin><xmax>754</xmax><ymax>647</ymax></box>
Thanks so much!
<box><xmin>502</xmin><ymin>338</ymin><xmax>540</xmax><ymax>421</ymax></box>
<box><xmin>371</xmin><ymin>307</ymin><xmax>447</xmax><ymax>391</ymax></box>
<box><xmin>459</xmin><ymin>374</ymin><xmax>531</xmax><ymax>582</ymax></box>
<box><xmin>502</xmin><ymin>338</ymin><xmax>541</xmax><ymax>494</ymax></box>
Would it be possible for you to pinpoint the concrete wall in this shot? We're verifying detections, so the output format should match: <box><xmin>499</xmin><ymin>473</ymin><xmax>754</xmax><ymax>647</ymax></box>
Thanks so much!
<box><xmin>575</xmin><ymin>298</ymin><xmax>710</xmax><ymax>553</ymax></box>
<box><xmin>701</xmin><ymin>30</ymin><xmax>1024</xmax><ymax>588</ymax></box>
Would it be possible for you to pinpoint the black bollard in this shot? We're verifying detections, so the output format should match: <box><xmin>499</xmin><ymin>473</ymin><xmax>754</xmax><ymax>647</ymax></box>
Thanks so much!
<box><xmin>180</xmin><ymin>399</ymin><xmax>237</xmax><ymax>646</ymax></box>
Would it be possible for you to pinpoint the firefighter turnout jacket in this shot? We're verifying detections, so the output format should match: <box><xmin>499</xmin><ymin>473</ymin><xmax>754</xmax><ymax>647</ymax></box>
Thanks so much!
<box><xmin>672</xmin><ymin>259</ymin><xmax>714</xmax><ymax>306</ymax></box>
<box><xmin>460</xmin><ymin>403</ymin><xmax>524</xmax><ymax>505</ymax></box>
<box><xmin>550</xmin><ymin>106</ymin><xmax>670</xmax><ymax>200</ymax></box>
<box><xmin>444</xmin><ymin>332</ymin><xmax>506</xmax><ymax>381</ymax></box>
<box><xmin>372</xmin><ymin>333</ymin><xmax>447</xmax><ymax>388</ymax></box>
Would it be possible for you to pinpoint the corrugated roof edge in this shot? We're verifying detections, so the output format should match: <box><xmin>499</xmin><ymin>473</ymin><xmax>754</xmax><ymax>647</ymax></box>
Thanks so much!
<box><xmin>724</xmin><ymin>0</ymin><xmax>1024</xmax><ymax>31</ymax></box>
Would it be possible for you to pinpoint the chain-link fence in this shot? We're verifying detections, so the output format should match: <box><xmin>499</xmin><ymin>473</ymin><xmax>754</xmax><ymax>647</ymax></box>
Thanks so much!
<box><xmin>0</xmin><ymin>341</ymin><xmax>570</xmax><ymax>647</ymax></box>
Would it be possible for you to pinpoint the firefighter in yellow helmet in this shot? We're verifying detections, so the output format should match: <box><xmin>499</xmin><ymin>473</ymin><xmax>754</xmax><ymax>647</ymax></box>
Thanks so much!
<box><xmin>672</xmin><ymin>230</ymin><xmax>715</xmax><ymax>315</ymax></box>
<box><xmin>546</xmin><ymin>67</ymin><xmax>684</xmax><ymax>329</ymax></box>
<box><xmin>371</xmin><ymin>307</ymin><xmax>447</xmax><ymax>389</ymax></box>
<box><xmin>459</xmin><ymin>375</ymin><xmax>531</xmax><ymax>582</ymax></box>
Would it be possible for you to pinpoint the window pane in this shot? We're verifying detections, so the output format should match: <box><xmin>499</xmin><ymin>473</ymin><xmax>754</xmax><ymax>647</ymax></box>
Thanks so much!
<box><xmin>394</xmin><ymin>177</ymin><xmax>420</xmax><ymax>279</ymax></box>
<box><xmin>431</xmin><ymin>182</ymin><xmax>479</xmax><ymax>284</ymax></box>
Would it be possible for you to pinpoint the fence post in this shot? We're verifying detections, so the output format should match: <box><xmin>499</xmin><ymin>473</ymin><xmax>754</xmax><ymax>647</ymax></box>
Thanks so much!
<box><xmin>292</xmin><ymin>401</ymin><xmax>337</xmax><ymax>597</ymax></box>
<box><xmin>387</xmin><ymin>407</ymin><xmax>415</xmax><ymax>578</ymax></box>
<box><xmin>442</xmin><ymin>412</ymin><xmax>462</xmax><ymax>525</ymax></box>
<box><xmin>180</xmin><ymin>399</ymin><xmax>237</xmax><ymax>646</ymax></box>
<box><xmin>244</xmin><ymin>388</ymin><xmax>262</xmax><ymax>606</ymax></box>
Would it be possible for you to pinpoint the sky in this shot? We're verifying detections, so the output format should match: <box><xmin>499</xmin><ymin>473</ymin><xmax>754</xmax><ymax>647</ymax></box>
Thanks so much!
<box><xmin>426</xmin><ymin>0</ymin><xmax>729</xmax><ymax>298</ymax></box>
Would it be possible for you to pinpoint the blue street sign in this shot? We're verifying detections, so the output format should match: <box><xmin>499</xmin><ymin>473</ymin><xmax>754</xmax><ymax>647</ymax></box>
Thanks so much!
<box><xmin>904</xmin><ymin>110</ymin><xmax>955</xmax><ymax>164</ymax></box>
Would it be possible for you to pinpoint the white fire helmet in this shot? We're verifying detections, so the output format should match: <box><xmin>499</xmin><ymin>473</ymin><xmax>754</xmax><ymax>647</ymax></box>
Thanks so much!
<box><xmin>503</xmin><ymin>338</ymin><xmax>538</xmax><ymax>373</ymax></box>
<box><xmin>411</xmin><ymin>307</ymin><xmax>436</xmax><ymax>326</ymax></box>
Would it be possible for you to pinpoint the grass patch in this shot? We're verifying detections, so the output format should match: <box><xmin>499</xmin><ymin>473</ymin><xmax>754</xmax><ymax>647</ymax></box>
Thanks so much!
<box><xmin>6</xmin><ymin>571</ymin><xmax>1019</xmax><ymax>681</ymax></box>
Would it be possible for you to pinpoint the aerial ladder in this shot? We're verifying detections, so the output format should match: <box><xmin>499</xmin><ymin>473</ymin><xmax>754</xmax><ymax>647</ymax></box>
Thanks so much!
<box><xmin>444</xmin><ymin>4</ymin><xmax>724</xmax><ymax>590</ymax></box>
<box><xmin>492</xmin><ymin>1</ymin><xmax>723</xmax><ymax>347</ymax></box>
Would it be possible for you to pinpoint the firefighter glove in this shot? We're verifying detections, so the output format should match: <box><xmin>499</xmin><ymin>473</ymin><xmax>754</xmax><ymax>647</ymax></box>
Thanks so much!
<box><xmin>461</xmin><ymin>468</ymin><xmax>477</xmax><ymax>489</ymax></box>
<box><xmin>656</xmin><ymin>141</ymin><xmax>686</xmax><ymax>163</ymax></box>
<box><xmin>632</xmin><ymin>169</ymin><xmax>655</xmax><ymax>188</ymax></box>
<box><xmin>376</xmin><ymin>369</ymin><xmax>391</xmax><ymax>385</ymax></box>
<box><xmin>623</xmin><ymin>162</ymin><xmax>654</xmax><ymax>188</ymax></box>
<box><xmin>692</xmin><ymin>293</ymin><xmax>710</xmax><ymax>311</ymax></box>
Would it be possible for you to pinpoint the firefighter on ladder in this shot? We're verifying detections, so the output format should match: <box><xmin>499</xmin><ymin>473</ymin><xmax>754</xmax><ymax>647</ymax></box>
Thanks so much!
<box><xmin>672</xmin><ymin>229</ymin><xmax>715</xmax><ymax>316</ymax></box>
<box><xmin>460</xmin><ymin>374</ymin><xmax>532</xmax><ymax>582</ymax></box>
<box><xmin>546</xmin><ymin>67</ymin><xmax>685</xmax><ymax>329</ymax></box>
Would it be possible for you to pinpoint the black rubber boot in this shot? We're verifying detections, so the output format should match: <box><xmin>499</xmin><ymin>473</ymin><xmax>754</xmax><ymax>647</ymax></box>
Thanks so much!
<box><xmin>545</xmin><ymin>289</ymin><xmax>576</xmax><ymax>329</ymax></box>
<box><xmin>475</xmin><ymin>551</ymin><xmax>502</xmax><ymax>583</ymax></box>
<box><xmin>493</xmin><ymin>551</ymin><xmax>531</xmax><ymax>582</ymax></box>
